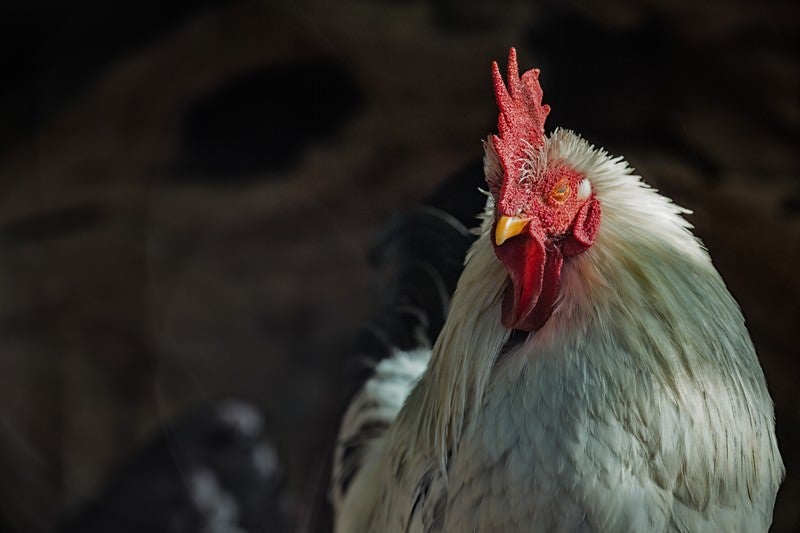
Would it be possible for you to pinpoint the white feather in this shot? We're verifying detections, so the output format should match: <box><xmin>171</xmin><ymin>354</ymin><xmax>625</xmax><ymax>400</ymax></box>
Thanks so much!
<box><xmin>332</xmin><ymin>130</ymin><xmax>783</xmax><ymax>532</ymax></box>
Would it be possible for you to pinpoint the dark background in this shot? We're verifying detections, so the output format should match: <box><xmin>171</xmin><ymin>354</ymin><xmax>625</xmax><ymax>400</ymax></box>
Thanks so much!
<box><xmin>0</xmin><ymin>0</ymin><xmax>797</xmax><ymax>531</ymax></box>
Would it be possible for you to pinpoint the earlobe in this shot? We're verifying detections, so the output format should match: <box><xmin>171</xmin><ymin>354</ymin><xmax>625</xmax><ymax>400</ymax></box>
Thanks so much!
<box><xmin>563</xmin><ymin>196</ymin><xmax>601</xmax><ymax>257</ymax></box>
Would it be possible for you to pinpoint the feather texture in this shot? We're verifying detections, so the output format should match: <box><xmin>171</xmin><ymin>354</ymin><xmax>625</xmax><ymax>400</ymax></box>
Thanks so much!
<box><xmin>332</xmin><ymin>129</ymin><xmax>783</xmax><ymax>532</ymax></box>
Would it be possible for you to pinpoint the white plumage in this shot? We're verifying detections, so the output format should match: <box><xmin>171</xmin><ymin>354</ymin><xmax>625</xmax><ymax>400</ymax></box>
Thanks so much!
<box><xmin>331</xmin><ymin>66</ymin><xmax>783</xmax><ymax>532</ymax></box>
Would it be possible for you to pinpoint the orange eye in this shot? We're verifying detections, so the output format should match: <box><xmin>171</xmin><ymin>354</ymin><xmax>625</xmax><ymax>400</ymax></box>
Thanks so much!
<box><xmin>550</xmin><ymin>179</ymin><xmax>571</xmax><ymax>204</ymax></box>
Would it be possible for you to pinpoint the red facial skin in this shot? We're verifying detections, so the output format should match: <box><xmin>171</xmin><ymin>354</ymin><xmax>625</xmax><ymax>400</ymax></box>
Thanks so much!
<box><xmin>493</xmin><ymin>165</ymin><xmax>601</xmax><ymax>331</ymax></box>
<box><xmin>487</xmin><ymin>48</ymin><xmax>601</xmax><ymax>332</ymax></box>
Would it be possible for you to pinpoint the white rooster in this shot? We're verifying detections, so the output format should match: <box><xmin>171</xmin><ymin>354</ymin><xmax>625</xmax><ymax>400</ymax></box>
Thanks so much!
<box><xmin>330</xmin><ymin>48</ymin><xmax>783</xmax><ymax>532</ymax></box>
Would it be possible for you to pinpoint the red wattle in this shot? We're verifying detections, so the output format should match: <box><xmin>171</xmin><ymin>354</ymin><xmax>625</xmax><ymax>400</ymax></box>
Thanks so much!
<box><xmin>496</xmin><ymin>226</ymin><xmax>565</xmax><ymax>332</ymax></box>
<box><xmin>519</xmin><ymin>246</ymin><xmax>563</xmax><ymax>331</ymax></box>
<box><xmin>497</xmin><ymin>233</ymin><xmax>547</xmax><ymax>330</ymax></box>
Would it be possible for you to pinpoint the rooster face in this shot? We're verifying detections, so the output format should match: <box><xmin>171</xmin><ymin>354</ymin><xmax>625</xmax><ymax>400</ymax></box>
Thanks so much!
<box><xmin>486</xmin><ymin>49</ymin><xmax>601</xmax><ymax>332</ymax></box>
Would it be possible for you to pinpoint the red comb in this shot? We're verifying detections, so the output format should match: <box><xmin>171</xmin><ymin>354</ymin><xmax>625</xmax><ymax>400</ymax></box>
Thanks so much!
<box><xmin>490</xmin><ymin>48</ymin><xmax>550</xmax><ymax>201</ymax></box>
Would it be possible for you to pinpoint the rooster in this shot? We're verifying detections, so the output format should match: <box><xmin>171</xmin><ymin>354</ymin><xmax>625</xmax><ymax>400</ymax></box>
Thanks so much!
<box><xmin>330</xmin><ymin>48</ymin><xmax>783</xmax><ymax>532</ymax></box>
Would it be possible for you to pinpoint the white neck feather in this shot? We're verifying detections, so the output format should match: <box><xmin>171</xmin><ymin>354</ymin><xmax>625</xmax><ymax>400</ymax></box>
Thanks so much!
<box><xmin>397</xmin><ymin>202</ymin><xmax>509</xmax><ymax>471</ymax></box>
<box><xmin>398</xmin><ymin>129</ymin><xmax>767</xmax><ymax>479</ymax></box>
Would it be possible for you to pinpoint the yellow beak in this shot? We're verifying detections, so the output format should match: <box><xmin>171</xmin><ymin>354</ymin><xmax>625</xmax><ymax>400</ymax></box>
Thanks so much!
<box><xmin>495</xmin><ymin>215</ymin><xmax>532</xmax><ymax>246</ymax></box>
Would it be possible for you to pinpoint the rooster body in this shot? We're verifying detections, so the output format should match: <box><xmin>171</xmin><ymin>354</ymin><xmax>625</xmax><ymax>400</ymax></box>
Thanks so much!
<box><xmin>331</xmin><ymin>50</ymin><xmax>782</xmax><ymax>532</ymax></box>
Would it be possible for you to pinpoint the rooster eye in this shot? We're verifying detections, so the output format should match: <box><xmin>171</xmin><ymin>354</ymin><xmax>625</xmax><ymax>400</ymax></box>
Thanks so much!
<box><xmin>550</xmin><ymin>180</ymin><xmax>571</xmax><ymax>204</ymax></box>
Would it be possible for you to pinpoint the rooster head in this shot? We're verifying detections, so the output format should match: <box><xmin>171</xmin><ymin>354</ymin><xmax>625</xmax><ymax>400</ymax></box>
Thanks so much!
<box><xmin>486</xmin><ymin>48</ymin><xmax>601</xmax><ymax>332</ymax></box>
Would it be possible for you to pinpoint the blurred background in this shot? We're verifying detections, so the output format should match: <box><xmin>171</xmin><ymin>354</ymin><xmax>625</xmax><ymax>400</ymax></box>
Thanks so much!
<box><xmin>0</xmin><ymin>0</ymin><xmax>797</xmax><ymax>531</ymax></box>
